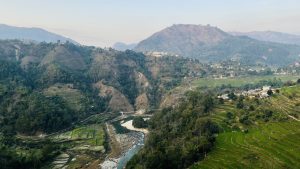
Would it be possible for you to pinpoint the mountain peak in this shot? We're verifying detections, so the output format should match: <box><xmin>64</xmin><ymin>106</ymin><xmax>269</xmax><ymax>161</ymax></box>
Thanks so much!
<box><xmin>156</xmin><ymin>24</ymin><xmax>228</xmax><ymax>44</ymax></box>
<box><xmin>135</xmin><ymin>24</ymin><xmax>229</xmax><ymax>55</ymax></box>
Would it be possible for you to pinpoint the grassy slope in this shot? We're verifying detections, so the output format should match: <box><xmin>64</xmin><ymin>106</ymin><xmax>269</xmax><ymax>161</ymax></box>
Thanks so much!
<box><xmin>193</xmin><ymin>75</ymin><xmax>299</xmax><ymax>88</ymax></box>
<box><xmin>43</xmin><ymin>84</ymin><xmax>85</xmax><ymax>111</ymax></box>
<box><xmin>191</xmin><ymin>85</ymin><xmax>300</xmax><ymax>169</ymax></box>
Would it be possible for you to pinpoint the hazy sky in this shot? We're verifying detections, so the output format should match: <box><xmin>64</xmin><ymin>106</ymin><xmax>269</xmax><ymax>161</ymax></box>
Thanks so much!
<box><xmin>0</xmin><ymin>0</ymin><xmax>300</xmax><ymax>47</ymax></box>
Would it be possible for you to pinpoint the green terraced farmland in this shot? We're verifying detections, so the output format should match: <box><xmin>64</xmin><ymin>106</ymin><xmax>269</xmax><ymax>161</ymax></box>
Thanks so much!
<box><xmin>52</xmin><ymin>124</ymin><xmax>105</xmax><ymax>147</ymax></box>
<box><xmin>191</xmin><ymin>121</ymin><xmax>300</xmax><ymax>169</ymax></box>
<box><xmin>191</xmin><ymin>85</ymin><xmax>300</xmax><ymax>169</ymax></box>
<box><xmin>193</xmin><ymin>75</ymin><xmax>299</xmax><ymax>88</ymax></box>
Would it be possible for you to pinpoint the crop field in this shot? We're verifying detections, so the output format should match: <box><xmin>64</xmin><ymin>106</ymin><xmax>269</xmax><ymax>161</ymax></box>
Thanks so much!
<box><xmin>192</xmin><ymin>121</ymin><xmax>300</xmax><ymax>169</ymax></box>
<box><xmin>49</xmin><ymin>124</ymin><xmax>106</xmax><ymax>168</ymax></box>
<box><xmin>193</xmin><ymin>75</ymin><xmax>299</xmax><ymax>88</ymax></box>
<box><xmin>52</xmin><ymin>124</ymin><xmax>105</xmax><ymax>147</ymax></box>
<box><xmin>192</xmin><ymin>85</ymin><xmax>300</xmax><ymax>169</ymax></box>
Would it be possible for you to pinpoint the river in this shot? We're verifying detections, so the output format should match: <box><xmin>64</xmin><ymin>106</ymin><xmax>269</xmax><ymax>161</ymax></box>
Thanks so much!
<box><xmin>117</xmin><ymin>132</ymin><xmax>144</xmax><ymax>169</ymax></box>
<box><xmin>101</xmin><ymin>119</ymin><xmax>147</xmax><ymax>169</ymax></box>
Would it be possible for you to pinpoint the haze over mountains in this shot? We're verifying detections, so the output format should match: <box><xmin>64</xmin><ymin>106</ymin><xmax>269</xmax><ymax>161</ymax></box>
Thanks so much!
<box><xmin>230</xmin><ymin>31</ymin><xmax>300</xmax><ymax>46</ymax></box>
<box><xmin>0</xmin><ymin>24</ymin><xmax>78</xmax><ymax>44</ymax></box>
<box><xmin>135</xmin><ymin>24</ymin><xmax>300</xmax><ymax>66</ymax></box>
<box><xmin>113</xmin><ymin>42</ymin><xmax>137</xmax><ymax>51</ymax></box>
<box><xmin>3</xmin><ymin>23</ymin><xmax>300</xmax><ymax>67</ymax></box>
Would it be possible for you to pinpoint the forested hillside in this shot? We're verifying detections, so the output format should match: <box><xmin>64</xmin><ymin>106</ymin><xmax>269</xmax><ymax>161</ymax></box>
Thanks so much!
<box><xmin>127</xmin><ymin>84</ymin><xmax>300</xmax><ymax>169</ymax></box>
<box><xmin>0</xmin><ymin>40</ymin><xmax>207</xmax><ymax>136</ymax></box>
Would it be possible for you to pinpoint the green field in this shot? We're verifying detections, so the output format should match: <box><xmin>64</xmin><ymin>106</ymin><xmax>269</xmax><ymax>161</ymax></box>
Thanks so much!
<box><xmin>193</xmin><ymin>75</ymin><xmax>299</xmax><ymax>88</ymax></box>
<box><xmin>191</xmin><ymin>85</ymin><xmax>300</xmax><ymax>169</ymax></box>
<box><xmin>52</xmin><ymin>124</ymin><xmax>105</xmax><ymax>148</ymax></box>
<box><xmin>192</xmin><ymin>121</ymin><xmax>300</xmax><ymax>169</ymax></box>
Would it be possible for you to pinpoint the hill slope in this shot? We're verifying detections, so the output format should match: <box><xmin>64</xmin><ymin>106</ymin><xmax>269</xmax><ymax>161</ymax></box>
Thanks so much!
<box><xmin>230</xmin><ymin>31</ymin><xmax>300</xmax><ymax>45</ymax></box>
<box><xmin>0</xmin><ymin>24</ymin><xmax>78</xmax><ymax>44</ymax></box>
<box><xmin>127</xmin><ymin>85</ymin><xmax>300</xmax><ymax>169</ymax></box>
<box><xmin>135</xmin><ymin>24</ymin><xmax>300</xmax><ymax>66</ymax></box>
<box><xmin>0</xmin><ymin>40</ymin><xmax>209</xmax><ymax>135</ymax></box>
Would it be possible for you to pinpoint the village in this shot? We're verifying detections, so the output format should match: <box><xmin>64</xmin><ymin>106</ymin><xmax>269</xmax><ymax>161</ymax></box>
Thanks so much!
<box><xmin>218</xmin><ymin>85</ymin><xmax>277</xmax><ymax>100</ymax></box>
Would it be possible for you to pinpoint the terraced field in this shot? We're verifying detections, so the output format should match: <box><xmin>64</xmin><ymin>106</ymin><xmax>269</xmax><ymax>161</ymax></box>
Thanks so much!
<box><xmin>193</xmin><ymin>75</ymin><xmax>299</xmax><ymax>88</ymax></box>
<box><xmin>192</xmin><ymin>122</ymin><xmax>300</xmax><ymax>169</ymax></box>
<box><xmin>52</xmin><ymin>124</ymin><xmax>105</xmax><ymax>147</ymax></box>
<box><xmin>192</xmin><ymin>85</ymin><xmax>300</xmax><ymax>169</ymax></box>
<box><xmin>49</xmin><ymin>124</ymin><xmax>106</xmax><ymax>168</ymax></box>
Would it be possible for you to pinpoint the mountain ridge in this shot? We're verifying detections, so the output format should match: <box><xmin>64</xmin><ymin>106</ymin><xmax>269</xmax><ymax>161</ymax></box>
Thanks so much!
<box><xmin>0</xmin><ymin>24</ymin><xmax>78</xmax><ymax>44</ymax></box>
<box><xmin>229</xmin><ymin>31</ymin><xmax>300</xmax><ymax>45</ymax></box>
<box><xmin>135</xmin><ymin>24</ymin><xmax>300</xmax><ymax>66</ymax></box>
<box><xmin>113</xmin><ymin>42</ymin><xmax>137</xmax><ymax>51</ymax></box>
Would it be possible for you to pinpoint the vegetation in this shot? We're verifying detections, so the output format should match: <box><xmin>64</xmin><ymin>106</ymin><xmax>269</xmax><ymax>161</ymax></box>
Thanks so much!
<box><xmin>126</xmin><ymin>91</ymin><xmax>220</xmax><ymax>169</ymax></box>
<box><xmin>1</xmin><ymin>39</ymin><xmax>300</xmax><ymax>169</ymax></box>
<box><xmin>191</xmin><ymin>121</ymin><xmax>300</xmax><ymax>169</ymax></box>
<box><xmin>128</xmin><ymin>84</ymin><xmax>300</xmax><ymax>169</ymax></box>
<box><xmin>194</xmin><ymin>75</ymin><xmax>299</xmax><ymax>89</ymax></box>
<box><xmin>0</xmin><ymin>136</ymin><xmax>62</xmax><ymax>169</ymax></box>
<box><xmin>189</xmin><ymin>85</ymin><xmax>300</xmax><ymax>168</ymax></box>
<box><xmin>132</xmin><ymin>117</ymin><xmax>148</xmax><ymax>128</ymax></box>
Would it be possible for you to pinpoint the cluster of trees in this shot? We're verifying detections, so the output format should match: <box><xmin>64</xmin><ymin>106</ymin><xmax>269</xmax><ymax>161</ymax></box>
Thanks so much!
<box><xmin>0</xmin><ymin>56</ymin><xmax>107</xmax><ymax>136</ymax></box>
<box><xmin>0</xmin><ymin>138</ymin><xmax>60</xmax><ymax>169</ymax></box>
<box><xmin>132</xmin><ymin>117</ymin><xmax>148</xmax><ymax>128</ymax></box>
<box><xmin>127</xmin><ymin>91</ymin><xmax>219</xmax><ymax>169</ymax></box>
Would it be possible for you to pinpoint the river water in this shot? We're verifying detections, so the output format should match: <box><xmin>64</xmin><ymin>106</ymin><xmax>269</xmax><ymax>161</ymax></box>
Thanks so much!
<box><xmin>117</xmin><ymin>132</ymin><xmax>144</xmax><ymax>169</ymax></box>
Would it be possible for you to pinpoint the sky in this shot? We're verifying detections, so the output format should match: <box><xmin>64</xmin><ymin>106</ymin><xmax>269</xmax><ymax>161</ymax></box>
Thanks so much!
<box><xmin>0</xmin><ymin>0</ymin><xmax>300</xmax><ymax>47</ymax></box>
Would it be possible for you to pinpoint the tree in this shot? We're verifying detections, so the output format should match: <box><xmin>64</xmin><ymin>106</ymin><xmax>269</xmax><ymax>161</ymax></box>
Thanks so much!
<box><xmin>132</xmin><ymin>117</ymin><xmax>147</xmax><ymax>128</ymax></box>
<box><xmin>226</xmin><ymin>112</ymin><xmax>234</xmax><ymax>119</ymax></box>
<box><xmin>228</xmin><ymin>92</ymin><xmax>237</xmax><ymax>100</ymax></box>
<box><xmin>267</xmin><ymin>89</ymin><xmax>273</xmax><ymax>96</ymax></box>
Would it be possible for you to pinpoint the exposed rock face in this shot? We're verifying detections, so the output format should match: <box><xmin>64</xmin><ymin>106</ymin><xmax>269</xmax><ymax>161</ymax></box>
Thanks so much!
<box><xmin>134</xmin><ymin>71</ymin><xmax>150</xmax><ymax>93</ymax></box>
<box><xmin>94</xmin><ymin>81</ymin><xmax>134</xmax><ymax>112</ymax></box>
<box><xmin>135</xmin><ymin>93</ymin><xmax>149</xmax><ymax>111</ymax></box>
<box><xmin>159</xmin><ymin>86</ymin><xmax>189</xmax><ymax>109</ymax></box>
<box><xmin>20</xmin><ymin>56</ymin><xmax>40</xmax><ymax>68</ymax></box>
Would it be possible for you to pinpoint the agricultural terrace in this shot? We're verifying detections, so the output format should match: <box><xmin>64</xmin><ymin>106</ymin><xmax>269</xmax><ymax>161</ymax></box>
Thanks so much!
<box><xmin>192</xmin><ymin>85</ymin><xmax>300</xmax><ymax>168</ymax></box>
<box><xmin>193</xmin><ymin>75</ymin><xmax>299</xmax><ymax>88</ymax></box>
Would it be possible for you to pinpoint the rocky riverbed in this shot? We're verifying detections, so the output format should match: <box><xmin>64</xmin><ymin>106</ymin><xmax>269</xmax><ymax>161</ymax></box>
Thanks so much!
<box><xmin>100</xmin><ymin>121</ymin><xmax>146</xmax><ymax>169</ymax></box>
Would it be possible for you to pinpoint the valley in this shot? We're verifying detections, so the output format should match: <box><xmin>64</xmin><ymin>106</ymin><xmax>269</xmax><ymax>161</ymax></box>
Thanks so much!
<box><xmin>1</xmin><ymin>26</ymin><xmax>300</xmax><ymax>169</ymax></box>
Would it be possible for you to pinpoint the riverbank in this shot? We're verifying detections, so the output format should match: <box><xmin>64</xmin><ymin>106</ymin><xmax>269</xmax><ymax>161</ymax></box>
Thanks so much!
<box><xmin>121</xmin><ymin>120</ymin><xmax>149</xmax><ymax>134</ymax></box>
<box><xmin>100</xmin><ymin>123</ymin><xmax>144</xmax><ymax>169</ymax></box>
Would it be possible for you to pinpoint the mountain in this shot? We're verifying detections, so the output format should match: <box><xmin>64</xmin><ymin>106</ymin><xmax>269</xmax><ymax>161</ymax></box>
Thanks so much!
<box><xmin>135</xmin><ymin>24</ymin><xmax>300</xmax><ymax>66</ymax></box>
<box><xmin>0</xmin><ymin>24</ymin><xmax>78</xmax><ymax>44</ymax></box>
<box><xmin>113</xmin><ymin>42</ymin><xmax>137</xmax><ymax>51</ymax></box>
<box><xmin>135</xmin><ymin>24</ymin><xmax>229</xmax><ymax>55</ymax></box>
<box><xmin>0</xmin><ymin>39</ymin><xmax>208</xmax><ymax>135</ymax></box>
<box><xmin>230</xmin><ymin>31</ymin><xmax>300</xmax><ymax>46</ymax></box>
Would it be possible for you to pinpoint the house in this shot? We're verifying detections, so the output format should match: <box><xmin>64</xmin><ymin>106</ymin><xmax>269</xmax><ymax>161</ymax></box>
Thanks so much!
<box><xmin>218</xmin><ymin>94</ymin><xmax>229</xmax><ymax>100</ymax></box>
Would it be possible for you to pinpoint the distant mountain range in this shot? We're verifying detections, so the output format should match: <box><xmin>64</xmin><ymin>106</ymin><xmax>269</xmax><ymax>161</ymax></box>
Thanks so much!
<box><xmin>230</xmin><ymin>31</ymin><xmax>300</xmax><ymax>46</ymax></box>
<box><xmin>0</xmin><ymin>24</ymin><xmax>78</xmax><ymax>44</ymax></box>
<box><xmin>113</xmin><ymin>42</ymin><xmax>137</xmax><ymax>51</ymax></box>
<box><xmin>135</xmin><ymin>24</ymin><xmax>300</xmax><ymax>66</ymax></box>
